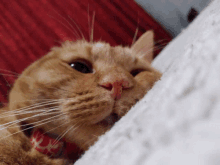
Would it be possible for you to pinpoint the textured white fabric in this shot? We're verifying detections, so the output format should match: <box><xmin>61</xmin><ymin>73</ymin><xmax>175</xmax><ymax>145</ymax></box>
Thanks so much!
<box><xmin>76</xmin><ymin>0</ymin><xmax>220</xmax><ymax>164</ymax></box>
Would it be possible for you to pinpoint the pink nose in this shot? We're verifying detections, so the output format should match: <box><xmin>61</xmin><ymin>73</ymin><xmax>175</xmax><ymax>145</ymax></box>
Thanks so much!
<box><xmin>100</xmin><ymin>80</ymin><xmax>130</xmax><ymax>100</ymax></box>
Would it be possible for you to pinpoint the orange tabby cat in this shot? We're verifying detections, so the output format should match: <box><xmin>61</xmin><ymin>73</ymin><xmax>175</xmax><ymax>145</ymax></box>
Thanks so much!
<box><xmin>0</xmin><ymin>30</ymin><xmax>161</xmax><ymax>164</ymax></box>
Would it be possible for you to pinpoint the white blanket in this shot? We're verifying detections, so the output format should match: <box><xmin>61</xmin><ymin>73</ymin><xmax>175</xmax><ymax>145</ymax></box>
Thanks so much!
<box><xmin>76</xmin><ymin>0</ymin><xmax>220</xmax><ymax>164</ymax></box>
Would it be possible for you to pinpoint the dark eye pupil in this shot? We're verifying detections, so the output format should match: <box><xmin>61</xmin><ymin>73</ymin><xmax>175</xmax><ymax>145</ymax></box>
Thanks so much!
<box><xmin>70</xmin><ymin>62</ymin><xmax>92</xmax><ymax>73</ymax></box>
<box><xmin>130</xmin><ymin>69</ymin><xmax>144</xmax><ymax>77</ymax></box>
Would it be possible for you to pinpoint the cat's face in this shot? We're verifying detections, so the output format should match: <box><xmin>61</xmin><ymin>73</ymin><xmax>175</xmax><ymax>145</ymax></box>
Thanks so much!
<box><xmin>9</xmin><ymin>31</ymin><xmax>161</xmax><ymax>150</ymax></box>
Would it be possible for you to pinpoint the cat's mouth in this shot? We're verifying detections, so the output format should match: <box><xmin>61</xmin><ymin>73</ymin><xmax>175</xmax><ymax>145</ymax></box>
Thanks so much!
<box><xmin>98</xmin><ymin>113</ymin><xmax>120</xmax><ymax>128</ymax></box>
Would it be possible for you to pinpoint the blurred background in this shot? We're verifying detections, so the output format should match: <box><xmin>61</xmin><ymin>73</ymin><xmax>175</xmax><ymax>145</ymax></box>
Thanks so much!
<box><xmin>136</xmin><ymin>0</ymin><xmax>212</xmax><ymax>36</ymax></box>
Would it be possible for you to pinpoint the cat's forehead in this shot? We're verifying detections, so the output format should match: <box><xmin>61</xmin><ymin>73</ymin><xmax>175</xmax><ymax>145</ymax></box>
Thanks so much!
<box><xmin>58</xmin><ymin>41</ymin><xmax>137</xmax><ymax>67</ymax></box>
<box><xmin>91</xmin><ymin>42</ymin><xmax>135</xmax><ymax>62</ymax></box>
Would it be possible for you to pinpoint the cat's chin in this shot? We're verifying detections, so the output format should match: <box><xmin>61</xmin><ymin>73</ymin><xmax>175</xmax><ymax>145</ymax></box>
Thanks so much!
<box><xmin>98</xmin><ymin>112</ymin><xmax>120</xmax><ymax>128</ymax></box>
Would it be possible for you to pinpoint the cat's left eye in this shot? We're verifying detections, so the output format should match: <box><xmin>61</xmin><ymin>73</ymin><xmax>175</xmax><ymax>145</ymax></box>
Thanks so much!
<box><xmin>130</xmin><ymin>69</ymin><xmax>145</xmax><ymax>77</ymax></box>
<box><xmin>69</xmin><ymin>60</ymin><xmax>93</xmax><ymax>73</ymax></box>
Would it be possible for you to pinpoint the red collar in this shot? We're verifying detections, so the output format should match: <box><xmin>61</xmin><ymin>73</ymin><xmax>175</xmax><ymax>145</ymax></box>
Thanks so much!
<box><xmin>30</xmin><ymin>129</ymin><xmax>82</xmax><ymax>159</ymax></box>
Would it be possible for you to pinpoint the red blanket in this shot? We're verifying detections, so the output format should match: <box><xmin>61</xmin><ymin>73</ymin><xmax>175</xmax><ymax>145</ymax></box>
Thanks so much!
<box><xmin>0</xmin><ymin>0</ymin><xmax>172</xmax><ymax>103</ymax></box>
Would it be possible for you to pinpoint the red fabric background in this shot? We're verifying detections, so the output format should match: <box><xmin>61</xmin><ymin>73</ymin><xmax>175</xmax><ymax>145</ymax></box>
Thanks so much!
<box><xmin>0</xmin><ymin>0</ymin><xmax>172</xmax><ymax>104</ymax></box>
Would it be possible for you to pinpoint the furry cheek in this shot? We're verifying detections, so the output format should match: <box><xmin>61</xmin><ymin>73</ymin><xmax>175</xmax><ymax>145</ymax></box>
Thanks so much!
<box><xmin>61</xmin><ymin>92</ymin><xmax>114</xmax><ymax>125</ymax></box>
<box><xmin>134</xmin><ymin>71</ymin><xmax>161</xmax><ymax>90</ymax></box>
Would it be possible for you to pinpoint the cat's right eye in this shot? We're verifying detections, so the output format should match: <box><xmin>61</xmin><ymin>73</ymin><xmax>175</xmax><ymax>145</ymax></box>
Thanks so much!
<box><xmin>69</xmin><ymin>60</ymin><xmax>93</xmax><ymax>74</ymax></box>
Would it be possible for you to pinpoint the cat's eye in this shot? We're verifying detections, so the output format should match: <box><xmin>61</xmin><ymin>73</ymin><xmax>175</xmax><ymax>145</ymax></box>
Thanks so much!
<box><xmin>130</xmin><ymin>69</ymin><xmax>145</xmax><ymax>77</ymax></box>
<box><xmin>69</xmin><ymin>60</ymin><xmax>93</xmax><ymax>73</ymax></box>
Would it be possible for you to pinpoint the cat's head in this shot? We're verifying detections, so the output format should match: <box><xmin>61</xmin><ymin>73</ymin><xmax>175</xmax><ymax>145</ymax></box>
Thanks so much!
<box><xmin>9</xmin><ymin>30</ymin><xmax>161</xmax><ymax>150</ymax></box>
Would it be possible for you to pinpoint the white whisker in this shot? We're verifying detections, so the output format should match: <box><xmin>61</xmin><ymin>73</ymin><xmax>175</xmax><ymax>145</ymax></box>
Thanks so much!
<box><xmin>139</xmin><ymin>43</ymin><xmax>168</xmax><ymax>58</ymax></box>
<box><xmin>0</xmin><ymin>115</ymin><xmax>66</xmax><ymax>141</ymax></box>
<box><xmin>1</xmin><ymin>107</ymin><xmax>61</xmax><ymax>128</ymax></box>
<box><xmin>44</xmin><ymin>120</ymin><xmax>70</xmax><ymax>135</ymax></box>
<box><xmin>132</xmin><ymin>13</ymin><xmax>139</xmax><ymax>46</ymax></box>
<box><xmin>68</xmin><ymin>15</ymin><xmax>85</xmax><ymax>41</ymax></box>
<box><xmin>48</xmin><ymin>14</ymin><xmax>79</xmax><ymax>39</ymax></box>
<box><xmin>2</xmin><ymin>74</ymin><xmax>11</xmax><ymax>87</ymax></box>
<box><xmin>48</xmin><ymin>125</ymin><xmax>77</xmax><ymax>157</ymax></box>
<box><xmin>154</xmin><ymin>39</ymin><xmax>169</xmax><ymax>45</ymax></box>
<box><xmin>0</xmin><ymin>109</ymin><xmax>48</xmax><ymax>119</ymax></box>
<box><xmin>0</xmin><ymin>73</ymin><xmax>19</xmax><ymax>78</ymax></box>
<box><xmin>0</xmin><ymin>69</ymin><xmax>20</xmax><ymax>75</ymax></box>
<box><xmin>49</xmin><ymin>8</ymin><xmax>82</xmax><ymax>40</ymax></box>
<box><xmin>88</xmin><ymin>4</ymin><xmax>91</xmax><ymax>41</ymax></box>
<box><xmin>90</xmin><ymin>11</ymin><xmax>95</xmax><ymax>42</ymax></box>
<box><xmin>1</xmin><ymin>100</ymin><xmax>61</xmax><ymax>116</ymax></box>
<box><xmin>4</xmin><ymin>112</ymin><xmax>65</xmax><ymax>130</ymax></box>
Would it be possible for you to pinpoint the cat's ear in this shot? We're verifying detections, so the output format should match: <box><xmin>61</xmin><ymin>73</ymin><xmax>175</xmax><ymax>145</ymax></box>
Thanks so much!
<box><xmin>131</xmin><ymin>30</ymin><xmax>154</xmax><ymax>63</ymax></box>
